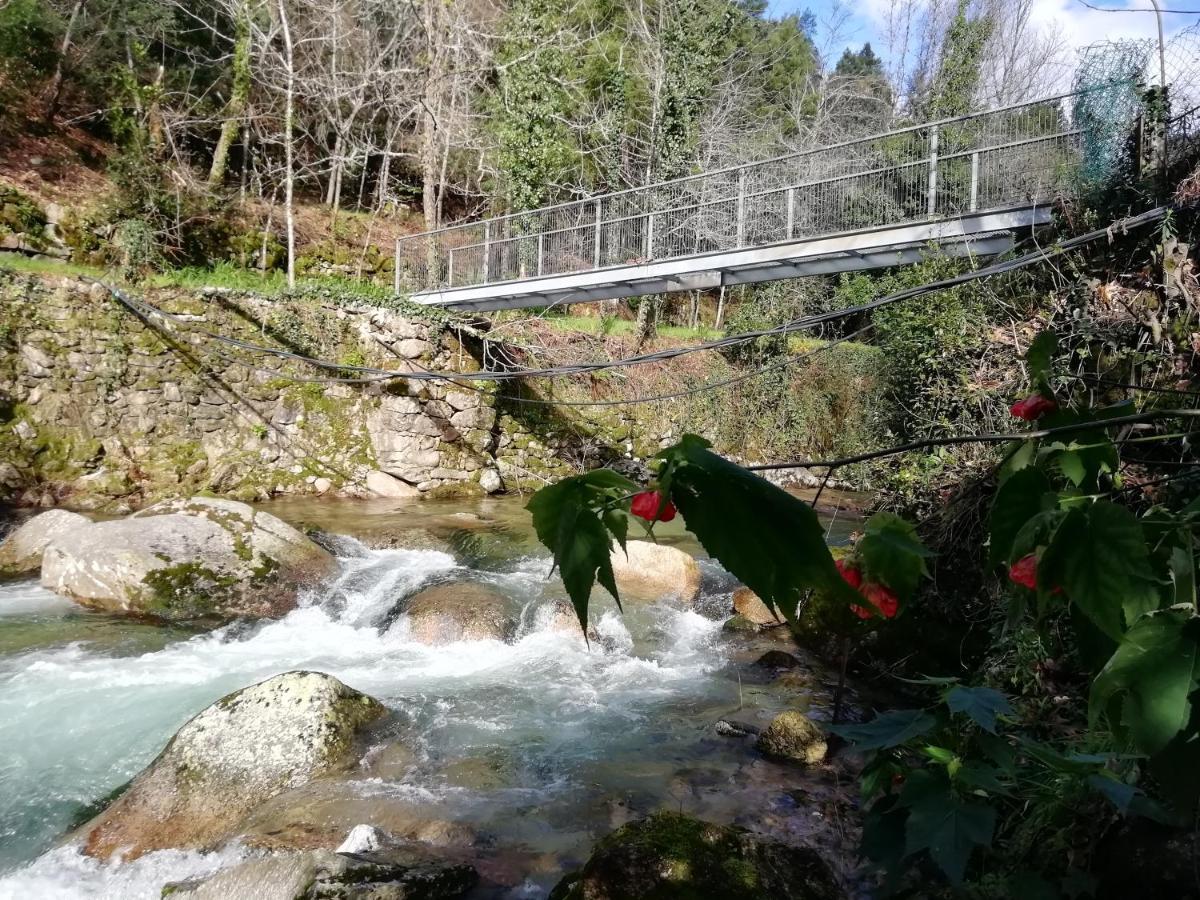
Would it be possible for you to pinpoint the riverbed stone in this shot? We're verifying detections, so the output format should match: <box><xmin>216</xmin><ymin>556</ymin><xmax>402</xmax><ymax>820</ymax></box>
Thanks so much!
<box><xmin>39</xmin><ymin>497</ymin><xmax>335</xmax><ymax>621</ymax></box>
<box><xmin>756</xmin><ymin>710</ymin><xmax>827</xmax><ymax>766</ymax></box>
<box><xmin>402</xmin><ymin>582</ymin><xmax>516</xmax><ymax>644</ymax></box>
<box><xmin>0</xmin><ymin>509</ymin><xmax>90</xmax><ymax>577</ymax></box>
<box><xmin>732</xmin><ymin>587</ymin><xmax>783</xmax><ymax>626</ymax></box>
<box><xmin>161</xmin><ymin>846</ymin><xmax>477</xmax><ymax>900</ymax></box>
<box><xmin>608</xmin><ymin>540</ymin><xmax>701</xmax><ymax>603</ymax></box>
<box><xmin>80</xmin><ymin>671</ymin><xmax>387</xmax><ymax>860</ymax></box>
<box><xmin>235</xmin><ymin>779</ymin><xmax>478</xmax><ymax>852</ymax></box>
<box><xmin>365</xmin><ymin>469</ymin><xmax>421</xmax><ymax>499</ymax></box>
<box><xmin>548</xmin><ymin>812</ymin><xmax>845</xmax><ymax>900</ymax></box>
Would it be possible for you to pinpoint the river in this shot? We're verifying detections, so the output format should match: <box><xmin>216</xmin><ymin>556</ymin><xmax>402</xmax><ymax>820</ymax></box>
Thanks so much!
<box><xmin>0</xmin><ymin>495</ymin><xmax>861</xmax><ymax>898</ymax></box>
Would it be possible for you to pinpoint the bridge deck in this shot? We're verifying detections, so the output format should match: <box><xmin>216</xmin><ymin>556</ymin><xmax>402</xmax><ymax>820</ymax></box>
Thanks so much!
<box><xmin>396</xmin><ymin>91</ymin><xmax>1097</xmax><ymax>313</ymax></box>
<box><xmin>411</xmin><ymin>208</ymin><xmax>1047</xmax><ymax>312</ymax></box>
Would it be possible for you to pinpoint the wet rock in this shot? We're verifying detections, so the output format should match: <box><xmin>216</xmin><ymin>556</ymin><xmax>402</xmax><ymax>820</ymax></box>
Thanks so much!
<box><xmin>40</xmin><ymin>497</ymin><xmax>335</xmax><ymax>621</ymax></box>
<box><xmin>161</xmin><ymin>846</ymin><xmax>477</xmax><ymax>900</ymax></box>
<box><xmin>756</xmin><ymin>711</ymin><xmax>827</xmax><ymax>766</ymax></box>
<box><xmin>80</xmin><ymin>671</ymin><xmax>387</xmax><ymax>860</ymax></box>
<box><xmin>365</xmin><ymin>469</ymin><xmax>420</xmax><ymax>499</ymax></box>
<box><xmin>722</xmin><ymin>614</ymin><xmax>760</xmax><ymax>634</ymax></box>
<box><xmin>402</xmin><ymin>582</ymin><xmax>516</xmax><ymax>645</ymax></box>
<box><xmin>0</xmin><ymin>509</ymin><xmax>90</xmax><ymax>578</ymax></box>
<box><xmin>548</xmin><ymin>812</ymin><xmax>845</xmax><ymax>900</ymax></box>
<box><xmin>756</xmin><ymin>650</ymin><xmax>803</xmax><ymax>671</ymax></box>
<box><xmin>440</xmin><ymin>753</ymin><xmax>516</xmax><ymax>791</ymax></box>
<box><xmin>714</xmin><ymin>719</ymin><xmax>758</xmax><ymax>738</ymax></box>
<box><xmin>236</xmin><ymin>779</ymin><xmax>477</xmax><ymax>852</ymax></box>
<box><xmin>608</xmin><ymin>540</ymin><xmax>701</xmax><ymax>603</ymax></box>
<box><xmin>732</xmin><ymin>587</ymin><xmax>783</xmax><ymax>626</ymax></box>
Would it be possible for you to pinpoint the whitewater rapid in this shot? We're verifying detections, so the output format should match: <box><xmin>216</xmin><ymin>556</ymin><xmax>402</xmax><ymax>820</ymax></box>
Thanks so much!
<box><xmin>0</xmin><ymin>538</ymin><xmax>735</xmax><ymax>899</ymax></box>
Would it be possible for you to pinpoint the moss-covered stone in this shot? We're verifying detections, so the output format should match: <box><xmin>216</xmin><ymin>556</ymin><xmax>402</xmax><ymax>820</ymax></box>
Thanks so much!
<box><xmin>549</xmin><ymin>812</ymin><xmax>845</xmax><ymax>900</ymax></box>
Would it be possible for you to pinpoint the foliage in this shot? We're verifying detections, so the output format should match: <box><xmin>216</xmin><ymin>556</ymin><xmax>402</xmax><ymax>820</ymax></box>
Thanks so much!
<box><xmin>833</xmin><ymin>680</ymin><xmax>1158</xmax><ymax>893</ymax></box>
<box><xmin>0</xmin><ymin>186</ymin><xmax>48</xmax><ymax>241</ymax></box>
<box><xmin>526</xmin><ymin>433</ymin><xmax>927</xmax><ymax>630</ymax></box>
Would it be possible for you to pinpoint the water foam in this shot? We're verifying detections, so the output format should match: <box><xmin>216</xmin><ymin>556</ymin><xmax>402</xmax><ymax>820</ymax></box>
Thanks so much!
<box><xmin>0</xmin><ymin>536</ymin><xmax>732</xmax><ymax>895</ymax></box>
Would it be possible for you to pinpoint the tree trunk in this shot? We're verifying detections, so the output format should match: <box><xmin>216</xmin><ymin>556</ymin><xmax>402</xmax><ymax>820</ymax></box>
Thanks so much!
<box><xmin>715</xmin><ymin>284</ymin><xmax>727</xmax><ymax>329</ymax></box>
<box><xmin>278</xmin><ymin>0</ymin><xmax>296</xmax><ymax>289</ymax></box>
<box><xmin>208</xmin><ymin>5</ymin><xmax>252</xmax><ymax>187</ymax></box>
<box><xmin>43</xmin><ymin>0</ymin><xmax>86</xmax><ymax>123</ymax></box>
<box><xmin>634</xmin><ymin>295</ymin><xmax>659</xmax><ymax>349</ymax></box>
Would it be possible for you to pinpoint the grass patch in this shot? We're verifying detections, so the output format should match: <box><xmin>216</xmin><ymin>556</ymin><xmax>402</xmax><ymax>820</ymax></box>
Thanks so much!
<box><xmin>0</xmin><ymin>254</ymin><xmax>107</xmax><ymax>279</ymax></box>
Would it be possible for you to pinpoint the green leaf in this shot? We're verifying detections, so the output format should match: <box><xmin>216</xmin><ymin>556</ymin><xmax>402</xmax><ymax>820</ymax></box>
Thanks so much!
<box><xmin>657</xmin><ymin>434</ymin><xmax>861</xmax><ymax>619</ymax></box>
<box><xmin>858</xmin><ymin>512</ymin><xmax>931</xmax><ymax>600</ymax></box>
<box><xmin>1090</xmin><ymin>608</ymin><xmax>1200</xmax><ymax>755</ymax></box>
<box><xmin>955</xmin><ymin>762</ymin><xmax>1011</xmax><ymax>795</ymax></box>
<box><xmin>988</xmin><ymin>467</ymin><xmax>1051</xmax><ymax>568</ymax></box>
<box><xmin>1040</xmin><ymin>501</ymin><xmax>1161</xmax><ymax>639</ymax></box>
<box><xmin>526</xmin><ymin>470</ymin><xmax>638</xmax><ymax>630</ymax></box>
<box><xmin>946</xmin><ymin>686</ymin><xmax>1013</xmax><ymax>734</ymax></box>
<box><xmin>1026</xmin><ymin>330</ymin><xmax>1057</xmax><ymax>387</ymax></box>
<box><xmin>899</xmin><ymin>770</ymin><xmax>996</xmax><ymax>884</ymax></box>
<box><xmin>830</xmin><ymin>709</ymin><xmax>937</xmax><ymax>751</ymax></box>
<box><xmin>1087</xmin><ymin>773</ymin><xmax>1136</xmax><ymax>812</ymax></box>
<box><xmin>1058</xmin><ymin>450</ymin><xmax>1086</xmax><ymax>486</ymax></box>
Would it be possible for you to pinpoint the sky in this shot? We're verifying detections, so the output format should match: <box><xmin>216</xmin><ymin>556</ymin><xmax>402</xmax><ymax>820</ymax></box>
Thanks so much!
<box><xmin>766</xmin><ymin>0</ymin><xmax>1200</xmax><ymax>74</ymax></box>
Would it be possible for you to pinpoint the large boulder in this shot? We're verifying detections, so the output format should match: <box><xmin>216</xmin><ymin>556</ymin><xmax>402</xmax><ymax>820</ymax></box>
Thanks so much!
<box><xmin>402</xmin><ymin>582</ymin><xmax>515</xmax><ymax>645</ymax></box>
<box><xmin>162</xmin><ymin>847</ymin><xmax>477</xmax><ymax>900</ymax></box>
<box><xmin>0</xmin><ymin>509</ymin><xmax>90</xmax><ymax>578</ymax></box>
<box><xmin>79</xmin><ymin>671</ymin><xmax>387</xmax><ymax>860</ymax></box>
<box><xmin>732</xmin><ymin>587</ymin><xmax>783</xmax><ymax>626</ymax></box>
<box><xmin>548</xmin><ymin>812</ymin><xmax>845</xmax><ymax>900</ymax></box>
<box><xmin>756</xmin><ymin>711</ymin><xmax>827</xmax><ymax>766</ymax></box>
<box><xmin>234</xmin><ymin>779</ymin><xmax>477</xmax><ymax>852</ymax></box>
<box><xmin>40</xmin><ymin>497</ymin><xmax>335</xmax><ymax>621</ymax></box>
<box><xmin>608</xmin><ymin>541</ymin><xmax>701</xmax><ymax>603</ymax></box>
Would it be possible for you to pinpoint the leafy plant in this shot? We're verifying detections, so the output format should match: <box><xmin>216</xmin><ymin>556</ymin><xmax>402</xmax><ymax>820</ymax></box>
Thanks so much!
<box><xmin>986</xmin><ymin>335</ymin><xmax>1200</xmax><ymax>809</ymax></box>
<box><xmin>525</xmin><ymin>433</ymin><xmax>927</xmax><ymax>630</ymax></box>
<box><xmin>833</xmin><ymin>680</ymin><xmax>1157</xmax><ymax>893</ymax></box>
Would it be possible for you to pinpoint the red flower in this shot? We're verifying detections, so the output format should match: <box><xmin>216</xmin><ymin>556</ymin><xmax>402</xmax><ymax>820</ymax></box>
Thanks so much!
<box><xmin>1010</xmin><ymin>394</ymin><xmax>1057</xmax><ymax>421</ymax></box>
<box><xmin>835</xmin><ymin>559</ymin><xmax>863</xmax><ymax>590</ymax></box>
<box><xmin>630</xmin><ymin>490</ymin><xmax>676</xmax><ymax>522</ymax></box>
<box><xmin>1008</xmin><ymin>554</ymin><xmax>1038</xmax><ymax>590</ymax></box>
<box><xmin>850</xmin><ymin>603</ymin><xmax>873</xmax><ymax>619</ymax></box>
<box><xmin>862</xmin><ymin>583</ymin><xmax>899</xmax><ymax>619</ymax></box>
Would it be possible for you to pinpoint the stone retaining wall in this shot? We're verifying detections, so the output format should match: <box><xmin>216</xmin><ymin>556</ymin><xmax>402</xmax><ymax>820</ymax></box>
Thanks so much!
<box><xmin>0</xmin><ymin>273</ymin><xmax>603</xmax><ymax>509</ymax></box>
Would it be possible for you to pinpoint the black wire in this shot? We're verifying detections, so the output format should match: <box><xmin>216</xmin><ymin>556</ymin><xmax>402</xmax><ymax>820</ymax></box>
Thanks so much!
<box><xmin>1068</xmin><ymin>372</ymin><xmax>1200</xmax><ymax>397</ymax></box>
<box><xmin>747</xmin><ymin>409</ymin><xmax>1200</xmax><ymax>472</ymax></box>
<box><xmin>82</xmin><ymin>205</ymin><xmax>1169</xmax><ymax>388</ymax></box>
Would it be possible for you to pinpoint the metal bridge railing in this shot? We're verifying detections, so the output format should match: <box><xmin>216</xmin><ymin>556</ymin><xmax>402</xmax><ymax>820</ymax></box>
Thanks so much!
<box><xmin>395</xmin><ymin>92</ymin><xmax>1099</xmax><ymax>295</ymax></box>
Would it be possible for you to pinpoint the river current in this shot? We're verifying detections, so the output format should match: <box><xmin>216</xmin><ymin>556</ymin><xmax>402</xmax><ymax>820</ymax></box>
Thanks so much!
<box><xmin>0</xmin><ymin>496</ymin><xmax>858</xmax><ymax>899</ymax></box>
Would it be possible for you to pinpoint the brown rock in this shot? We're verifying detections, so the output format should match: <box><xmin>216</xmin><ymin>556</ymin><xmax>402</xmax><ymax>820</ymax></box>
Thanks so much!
<box><xmin>608</xmin><ymin>540</ymin><xmax>701</xmax><ymax>603</ymax></box>
<box><xmin>732</xmin><ymin>587</ymin><xmax>784</xmax><ymax>626</ymax></box>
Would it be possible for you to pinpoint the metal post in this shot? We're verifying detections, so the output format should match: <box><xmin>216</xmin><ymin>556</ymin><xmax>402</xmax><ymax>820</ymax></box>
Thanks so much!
<box><xmin>537</xmin><ymin>233</ymin><xmax>544</xmax><ymax>276</ymax></box>
<box><xmin>927</xmin><ymin>125</ymin><xmax>939</xmax><ymax>217</ymax></box>
<box><xmin>593</xmin><ymin>200</ymin><xmax>602</xmax><ymax>267</ymax></box>
<box><xmin>736</xmin><ymin>168</ymin><xmax>747</xmax><ymax>247</ymax></box>
<box><xmin>785</xmin><ymin>187</ymin><xmax>796</xmax><ymax>240</ymax></box>
<box><xmin>393</xmin><ymin>239</ymin><xmax>401</xmax><ymax>294</ymax></box>
<box><xmin>969</xmin><ymin>152</ymin><xmax>979</xmax><ymax>212</ymax></box>
<box><xmin>483</xmin><ymin>222</ymin><xmax>491</xmax><ymax>283</ymax></box>
<box><xmin>447</xmin><ymin>247</ymin><xmax>454</xmax><ymax>287</ymax></box>
<box><xmin>645</xmin><ymin>212</ymin><xmax>655</xmax><ymax>260</ymax></box>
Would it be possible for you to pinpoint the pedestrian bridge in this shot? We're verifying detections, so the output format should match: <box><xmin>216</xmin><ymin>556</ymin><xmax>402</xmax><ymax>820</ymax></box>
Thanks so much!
<box><xmin>395</xmin><ymin>93</ymin><xmax>1091</xmax><ymax>314</ymax></box>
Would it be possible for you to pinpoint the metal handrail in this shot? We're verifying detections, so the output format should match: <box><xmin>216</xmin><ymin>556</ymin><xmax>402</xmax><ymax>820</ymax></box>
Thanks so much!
<box><xmin>395</xmin><ymin>89</ymin><xmax>1102</xmax><ymax>294</ymax></box>
<box><xmin>402</xmin><ymin>90</ymin><xmax>1087</xmax><ymax>244</ymax></box>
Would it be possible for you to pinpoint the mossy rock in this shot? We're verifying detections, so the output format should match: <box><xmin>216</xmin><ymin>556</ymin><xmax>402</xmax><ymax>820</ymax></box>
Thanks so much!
<box><xmin>549</xmin><ymin>812</ymin><xmax>845</xmax><ymax>900</ymax></box>
<box><xmin>756</xmin><ymin>711</ymin><xmax>827</xmax><ymax>766</ymax></box>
